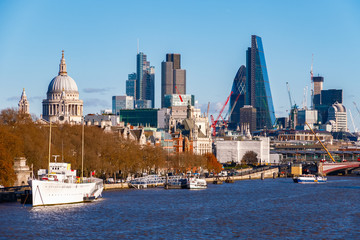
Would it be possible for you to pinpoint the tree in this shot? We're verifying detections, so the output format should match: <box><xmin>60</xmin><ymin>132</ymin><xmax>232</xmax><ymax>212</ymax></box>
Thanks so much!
<box><xmin>241</xmin><ymin>151</ymin><xmax>258</xmax><ymax>166</ymax></box>
<box><xmin>204</xmin><ymin>153</ymin><xmax>222</xmax><ymax>174</ymax></box>
<box><xmin>0</xmin><ymin>125</ymin><xmax>23</xmax><ymax>186</ymax></box>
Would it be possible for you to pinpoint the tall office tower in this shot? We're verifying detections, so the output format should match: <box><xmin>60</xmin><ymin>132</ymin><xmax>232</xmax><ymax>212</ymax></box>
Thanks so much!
<box><xmin>144</xmin><ymin>66</ymin><xmax>155</xmax><ymax>108</ymax></box>
<box><xmin>239</xmin><ymin>106</ymin><xmax>257</xmax><ymax>133</ymax></box>
<box><xmin>161</xmin><ymin>53</ymin><xmax>186</xmax><ymax>108</ymax></box>
<box><xmin>229</xmin><ymin>65</ymin><xmax>246</xmax><ymax>127</ymax></box>
<box><xmin>136</xmin><ymin>52</ymin><xmax>155</xmax><ymax>108</ymax></box>
<box><xmin>126</xmin><ymin>73</ymin><xmax>136</xmax><ymax>99</ymax></box>
<box><xmin>313</xmin><ymin>76</ymin><xmax>324</xmax><ymax>107</ymax></box>
<box><xmin>246</xmin><ymin>35</ymin><xmax>276</xmax><ymax>130</ymax></box>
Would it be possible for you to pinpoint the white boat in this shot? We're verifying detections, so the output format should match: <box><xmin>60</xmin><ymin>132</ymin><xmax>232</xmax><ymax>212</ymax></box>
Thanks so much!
<box><xmin>29</xmin><ymin>162</ymin><xmax>103</xmax><ymax>206</ymax></box>
<box><xmin>28</xmin><ymin>122</ymin><xmax>103</xmax><ymax>206</ymax></box>
<box><xmin>293</xmin><ymin>174</ymin><xmax>327</xmax><ymax>184</ymax></box>
<box><xmin>184</xmin><ymin>176</ymin><xmax>207</xmax><ymax>189</ymax></box>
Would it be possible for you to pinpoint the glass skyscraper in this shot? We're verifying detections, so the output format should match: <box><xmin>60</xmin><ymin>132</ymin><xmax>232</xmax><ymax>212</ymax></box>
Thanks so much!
<box><xmin>135</xmin><ymin>52</ymin><xmax>155</xmax><ymax>108</ymax></box>
<box><xmin>126</xmin><ymin>73</ymin><xmax>136</xmax><ymax>99</ymax></box>
<box><xmin>229</xmin><ymin>65</ymin><xmax>246</xmax><ymax>125</ymax></box>
<box><xmin>246</xmin><ymin>35</ymin><xmax>275</xmax><ymax>130</ymax></box>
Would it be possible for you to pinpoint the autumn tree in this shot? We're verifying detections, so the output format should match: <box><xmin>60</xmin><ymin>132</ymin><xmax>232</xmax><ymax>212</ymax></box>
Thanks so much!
<box><xmin>0</xmin><ymin>125</ymin><xmax>23</xmax><ymax>186</ymax></box>
<box><xmin>204</xmin><ymin>153</ymin><xmax>222</xmax><ymax>174</ymax></box>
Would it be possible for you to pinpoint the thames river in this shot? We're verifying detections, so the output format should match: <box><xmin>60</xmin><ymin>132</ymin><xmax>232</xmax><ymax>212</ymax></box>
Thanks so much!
<box><xmin>1</xmin><ymin>176</ymin><xmax>359</xmax><ymax>239</ymax></box>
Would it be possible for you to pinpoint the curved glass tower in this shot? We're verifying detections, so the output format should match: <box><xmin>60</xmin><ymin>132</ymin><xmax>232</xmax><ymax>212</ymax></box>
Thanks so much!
<box><xmin>246</xmin><ymin>35</ymin><xmax>276</xmax><ymax>129</ymax></box>
<box><xmin>229</xmin><ymin>65</ymin><xmax>246</xmax><ymax>124</ymax></box>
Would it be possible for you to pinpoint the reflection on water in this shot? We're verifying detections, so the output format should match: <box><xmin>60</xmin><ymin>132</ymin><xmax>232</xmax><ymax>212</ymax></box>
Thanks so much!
<box><xmin>1</xmin><ymin>176</ymin><xmax>359</xmax><ymax>239</ymax></box>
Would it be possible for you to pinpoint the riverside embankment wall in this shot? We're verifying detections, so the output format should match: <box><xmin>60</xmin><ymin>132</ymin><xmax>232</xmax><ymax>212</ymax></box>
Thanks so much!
<box><xmin>104</xmin><ymin>168</ymin><xmax>279</xmax><ymax>190</ymax></box>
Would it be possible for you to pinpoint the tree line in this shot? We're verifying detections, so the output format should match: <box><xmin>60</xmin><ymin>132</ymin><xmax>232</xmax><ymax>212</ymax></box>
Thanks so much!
<box><xmin>0</xmin><ymin>108</ymin><xmax>222</xmax><ymax>186</ymax></box>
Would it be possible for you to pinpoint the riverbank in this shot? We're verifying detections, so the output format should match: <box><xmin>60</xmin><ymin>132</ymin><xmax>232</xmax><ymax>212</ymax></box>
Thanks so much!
<box><xmin>104</xmin><ymin>168</ymin><xmax>279</xmax><ymax>190</ymax></box>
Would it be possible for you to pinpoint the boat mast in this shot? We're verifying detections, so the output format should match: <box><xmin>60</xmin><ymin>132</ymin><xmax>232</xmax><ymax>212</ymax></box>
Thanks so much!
<box><xmin>48</xmin><ymin>121</ymin><xmax>52</xmax><ymax>178</ymax></box>
<box><xmin>81</xmin><ymin>118</ymin><xmax>84</xmax><ymax>183</ymax></box>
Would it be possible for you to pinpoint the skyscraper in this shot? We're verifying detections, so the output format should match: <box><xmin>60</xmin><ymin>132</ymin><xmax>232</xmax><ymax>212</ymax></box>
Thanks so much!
<box><xmin>161</xmin><ymin>53</ymin><xmax>186</xmax><ymax>108</ymax></box>
<box><xmin>313</xmin><ymin>76</ymin><xmax>324</xmax><ymax>107</ymax></box>
<box><xmin>229</xmin><ymin>65</ymin><xmax>246</xmax><ymax>126</ymax></box>
<box><xmin>246</xmin><ymin>35</ymin><xmax>275</xmax><ymax>130</ymax></box>
<box><xmin>136</xmin><ymin>52</ymin><xmax>155</xmax><ymax>108</ymax></box>
<box><xmin>126</xmin><ymin>73</ymin><xmax>136</xmax><ymax>99</ymax></box>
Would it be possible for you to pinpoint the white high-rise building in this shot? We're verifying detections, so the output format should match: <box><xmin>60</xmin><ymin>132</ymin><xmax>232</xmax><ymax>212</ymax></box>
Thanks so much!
<box><xmin>327</xmin><ymin>102</ymin><xmax>347</xmax><ymax>132</ymax></box>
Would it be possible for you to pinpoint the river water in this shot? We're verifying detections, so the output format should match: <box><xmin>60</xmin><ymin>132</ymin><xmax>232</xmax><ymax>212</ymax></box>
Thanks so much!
<box><xmin>1</xmin><ymin>176</ymin><xmax>359</xmax><ymax>239</ymax></box>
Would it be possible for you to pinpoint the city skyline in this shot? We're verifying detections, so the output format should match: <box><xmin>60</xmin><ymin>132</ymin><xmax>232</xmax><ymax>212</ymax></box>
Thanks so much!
<box><xmin>1</xmin><ymin>1</ymin><xmax>360</xmax><ymax>130</ymax></box>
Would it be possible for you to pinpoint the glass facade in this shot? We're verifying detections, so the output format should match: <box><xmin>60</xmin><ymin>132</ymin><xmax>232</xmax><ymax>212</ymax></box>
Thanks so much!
<box><xmin>126</xmin><ymin>73</ymin><xmax>136</xmax><ymax>98</ymax></box>
<box><xmin>229</xmin><ymin>65</ymin><xmax>246</xmax><ymax>125</ymax></box>
<box><xmin>136</xmin><ymin>52</ymin><xmax>155</xmax><ymax>108</ymax></box>
<box><xmin>119</xmin><ymin>109</ymin><xmax>158</xmax><ymax>127</ymax></box>
<box><xmin>112</xmin><ymin>96</ymin><xmax>134</xmax><ymax>115</ymax></box>
<box><xmin>163</xmin><ymin>94</ymin><xmax>194</xmax><ymax>108</ymax></box>
<box><xmin>246</xmin><ymin>35</ymin><xmax>276</xmax><ymax>130</ymax></box>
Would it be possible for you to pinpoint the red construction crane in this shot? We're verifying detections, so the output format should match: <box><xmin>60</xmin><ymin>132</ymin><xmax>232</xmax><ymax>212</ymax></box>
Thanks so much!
<box><xmin>224</xmin><ymin>93</ymin><xmax>241</xmax><ymax>122</ymax></box>
<box><xmin>174</xmin><ymin>86</ymin><xmax>183</xmax><ymax>102</ymax></box>
<box><xmin>210</xmin><ymin>91</ymin><xmax>233</xmax><ymax>136</ymax></box>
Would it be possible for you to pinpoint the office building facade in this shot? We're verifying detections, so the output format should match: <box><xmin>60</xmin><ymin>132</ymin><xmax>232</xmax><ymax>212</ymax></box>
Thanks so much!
<box><xmin>163</xmin><ymin>94</ymin><xmax>194</xmax><ymax>108</ymax></box>
<box><xmin>161</xmin><ymin>53</ymin><xmax>186</xmax><ymax>108</ymax></box>
<box><xmin>112</xmin><ymin>95</ymin><xmax>134</xmax><ymax>115</ymax></box>
<box><xmin>126</xmin><ymin>73</ymin><xmax>136</xmax><ymax>99</ymax></box>
<box><xmin>136</xmin><ymin>52</ymin><xmax>155</xmax><ymax>108</ymax></box>
<box><xmin>313</xmin><ymin>76</ymin><xmax>324</xmax><ymax>106</ymax></box>
<box><xmin>246</xmin><ymin>35</ymin><xmax>276</xmax><ymax>130</ymax></box>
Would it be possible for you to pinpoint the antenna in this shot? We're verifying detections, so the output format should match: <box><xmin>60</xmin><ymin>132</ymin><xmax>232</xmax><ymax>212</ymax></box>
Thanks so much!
<box><xmin>310</xmin><ymin>54</ymin><xmax>314</xmax><ymax>109</ymax></box>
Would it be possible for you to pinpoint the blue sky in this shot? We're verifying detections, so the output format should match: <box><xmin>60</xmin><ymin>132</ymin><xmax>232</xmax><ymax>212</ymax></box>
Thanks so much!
<box><xmin>1</xmin><ymin>0</ymin><xmax>360</xmax><ymax>130</ymax></box>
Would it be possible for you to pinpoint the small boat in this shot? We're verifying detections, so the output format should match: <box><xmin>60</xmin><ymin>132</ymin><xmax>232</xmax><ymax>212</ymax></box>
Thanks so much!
<box><xmin>184</xmin><ymin>175</ymin><xmax>207</xmax><ymax>189</ymax></box>
<box><xmin>293</xmin><ymin>174</ymin><xmax>327</xmax><ymax>184</ymax></box>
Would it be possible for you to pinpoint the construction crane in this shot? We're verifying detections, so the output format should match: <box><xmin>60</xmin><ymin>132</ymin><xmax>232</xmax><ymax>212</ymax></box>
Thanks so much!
<box><xmin>348</xmin><ymin>109</ymin><xmax>358</xmax><ymax>133</ymax></box>
<box><xmin>174</xmin><ymin>86</ymin><xmax>183</xmax><ymax>102</ymax></box>
<box><xmin>210</xmin><ymin>91</ymin><xmax>233</xmax><ymax>136</ymax></box>
<box><xmin>353</xmin><ymin>101</ymin><xmax>360</xmax><ymax>117</ymax></box>
<box><xmin>206</xmin><ymin>102</ymin><xmax>210</xmax><ymax>118</ymax></box>
<box><xmin>305</xmin><ymin>122</ymin><xmax>335</xmax><ymax>163</ymax></box>
<box><xmin>302</xmin><ymin>86</ymin><xmax>308</xmax><ymax>110</ymax></box>
<box><xmin>286</xmin><ymin>82</ymin><xmax>293</xmax><ymax>110</ymax></box>
<box><xmin>223</xmin><ymin>93</ymin><xmax>241</xmax><ymax>123</ymax></box>
<box><xmin>286</xmin><ymin>82</ymin><xmax>298</xmax><ymax>129</ymax></box>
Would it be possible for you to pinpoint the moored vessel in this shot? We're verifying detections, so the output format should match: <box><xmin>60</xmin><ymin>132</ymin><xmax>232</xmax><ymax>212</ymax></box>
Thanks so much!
<box><xmin>29</xmin><ymin>162</ymin><xmax>103</xmax><ymax>206</ymax></box>
<box><xmin>28</xmin><ymin>121</ymin><xmax>103</xmax><ymax>207</ymax></box>
<box><xmin>184</xmin><ymin>175</ymin><xmax>207</xmax><ymax>189</ymax></box>
<box><xmin>293</xmin><ymin>174</ymin><xmax>327</xmax><ymax>184</ymax></box>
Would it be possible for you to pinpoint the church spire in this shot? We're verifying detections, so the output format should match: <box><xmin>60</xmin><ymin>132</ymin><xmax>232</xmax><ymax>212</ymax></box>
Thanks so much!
<box><xmin>18</xmin><ymin>88</ymin><xmax>29</xmax><ymax>114</ymax></box>
<box><xmin>59</xmin><ymin>50</ymin><xmax>67</xmax><ymax>76</ymax></box>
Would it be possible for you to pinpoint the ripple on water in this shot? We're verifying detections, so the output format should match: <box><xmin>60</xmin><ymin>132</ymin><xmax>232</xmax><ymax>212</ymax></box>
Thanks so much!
<box><xmin>0</xmin><ymin>176</ymin><xmax>359</xmax><ymax>239</ymax></box>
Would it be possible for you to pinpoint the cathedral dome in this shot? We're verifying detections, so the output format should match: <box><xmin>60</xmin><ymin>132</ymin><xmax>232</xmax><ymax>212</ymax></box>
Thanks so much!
<box><xmin>47</xmin><ymin>75</ymin><xmax>78</xmax><ymax>93</ymax></box>
<box><xmin>47</xmin><ymin>50</ymin><xmax>78</xmax><ymax>94</ymax></box>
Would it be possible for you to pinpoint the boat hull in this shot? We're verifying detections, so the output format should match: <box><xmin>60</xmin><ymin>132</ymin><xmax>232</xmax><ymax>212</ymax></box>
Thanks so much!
<box><xmin>293</xmin><ymin>176</ymin><xmax>327</xmax><ymax>184</ymax></box>
<box><xmin>30</xmin><ymin>178</ymin><xmax>103</xmax><ymax>206</ymax></box>
<box><xmin>185</xmin><ymin>178</ymin><xmax>207</xmax><ymax>189</ymax></box>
